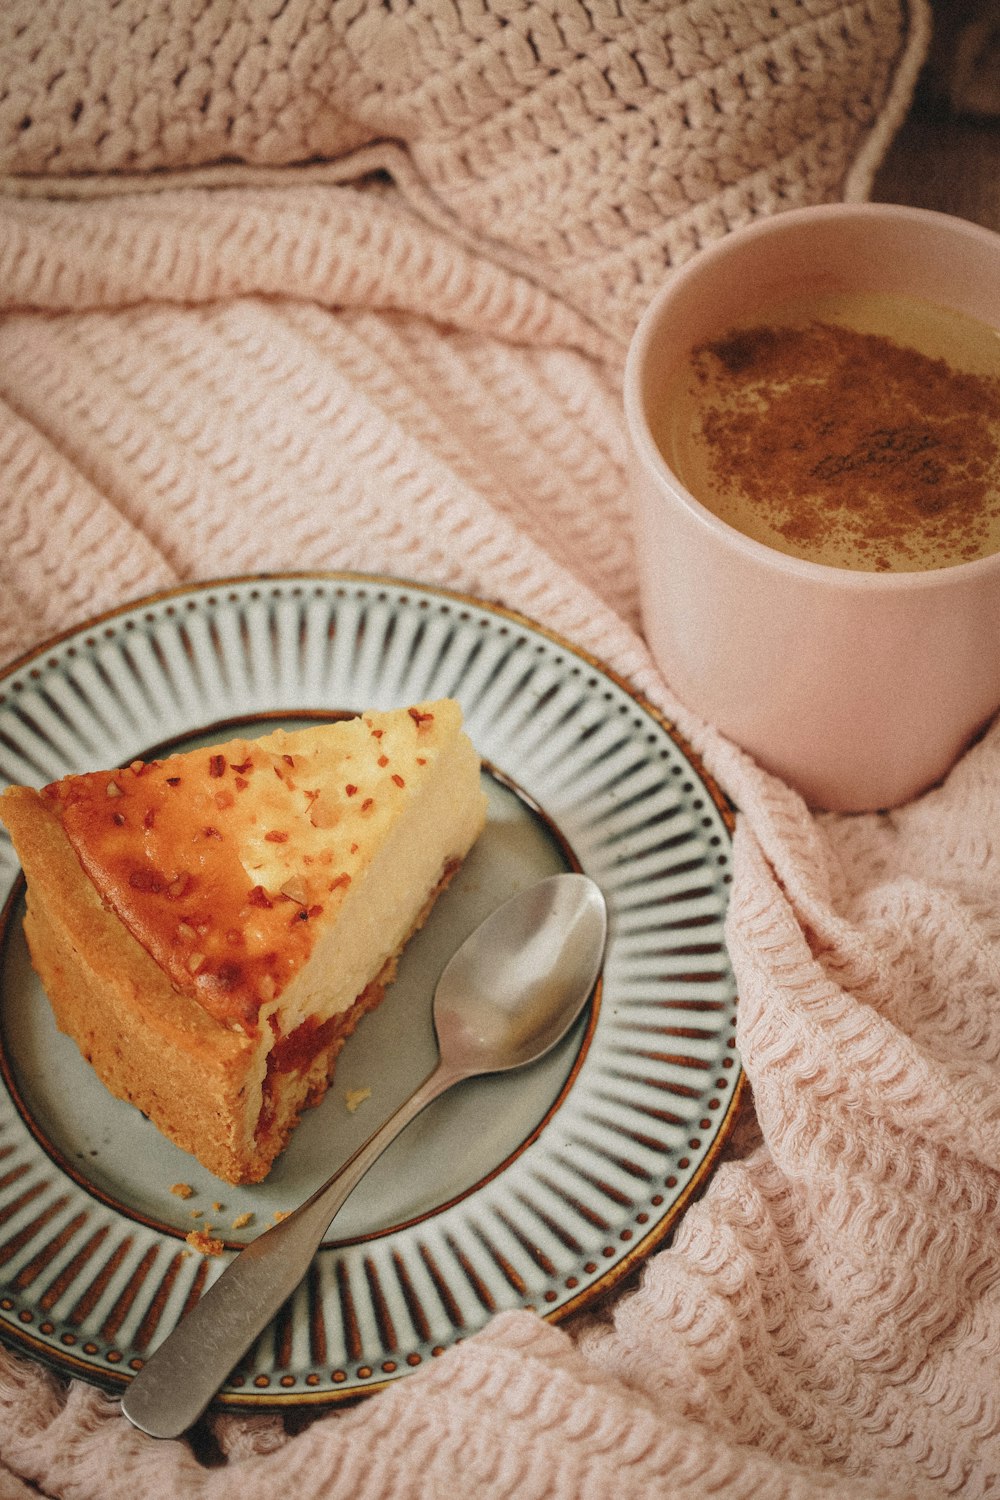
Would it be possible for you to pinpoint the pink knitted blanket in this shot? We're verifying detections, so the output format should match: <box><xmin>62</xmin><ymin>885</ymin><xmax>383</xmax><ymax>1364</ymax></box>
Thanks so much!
<box><xmin>4</xmin><ymin>2</ymin><xmax>1000</xmax><ymax>1496</ymax></box>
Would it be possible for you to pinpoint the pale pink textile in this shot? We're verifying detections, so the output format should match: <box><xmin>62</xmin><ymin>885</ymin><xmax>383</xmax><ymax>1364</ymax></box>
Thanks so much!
<box><xmin>5</xmin><ymin>3</ymin><xmax>1000</xmax><ymax>1497</ymax></box>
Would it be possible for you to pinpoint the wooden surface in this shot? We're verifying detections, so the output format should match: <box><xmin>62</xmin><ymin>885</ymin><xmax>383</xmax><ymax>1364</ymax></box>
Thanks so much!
<box><xmin>873</xmin><ymin>110</ymin><xmax>1000</xmax><ymax>232</ymax></box>
<box><xmin>873</xmin><ymin>0</ymin><xmax>1000</xmax><ymax>235</ymax></box>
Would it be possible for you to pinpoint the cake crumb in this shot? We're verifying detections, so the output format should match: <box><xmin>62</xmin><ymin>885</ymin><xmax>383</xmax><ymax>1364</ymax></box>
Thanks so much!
<box><xmin>345</xmin><ymin>1086</ymin><xmax>371</xmax><ymax>1113</ymax></box>
<box><xmin>212</xmin><ymin>1201</ymin><xmax>224</xmax><ymax>1213</ymax></box>
<box><xmin>231</xmin><ymin>1211</ymin><xmax>254</xmax><ymax>1230</ymax></box>
<box><xmin>273</xmin><ymin>1210</ymin><xmax>291</xmax><ymax>1223</ymax></box>
<box><xmin>170</xmin><ymin>1182</ymin><xmax>194</xmax><ymax>1199</ymax></box>
<box><xmin>186</xmin><ymin>1229</ymin><xmax>224</xmax><ymax>1256</ymax></box>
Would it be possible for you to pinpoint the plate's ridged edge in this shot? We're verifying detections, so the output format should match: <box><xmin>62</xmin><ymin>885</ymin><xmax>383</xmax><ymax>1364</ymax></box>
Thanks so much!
<box><xmin>0</xmin><ymin>572</ymin><xmax>731</xmax><ymax>827</ymax></box>
<box><xmin>0</xmin><ymin>572</ymin><xmax>742</xmax><ymax>1408</ymax></box>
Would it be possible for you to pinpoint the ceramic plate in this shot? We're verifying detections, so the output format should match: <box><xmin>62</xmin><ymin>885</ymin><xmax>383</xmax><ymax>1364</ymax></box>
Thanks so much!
<box><xmin>0</xmin><ymin>574</ymin><xmax>741</xmax><ymax>1410</ymax></box>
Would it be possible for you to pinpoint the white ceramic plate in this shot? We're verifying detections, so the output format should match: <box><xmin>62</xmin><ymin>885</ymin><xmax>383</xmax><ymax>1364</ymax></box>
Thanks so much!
<box><xmin>0</xmin><ymin>574</ymin><xmax>741</xmax><ymax>1411</ymax></box>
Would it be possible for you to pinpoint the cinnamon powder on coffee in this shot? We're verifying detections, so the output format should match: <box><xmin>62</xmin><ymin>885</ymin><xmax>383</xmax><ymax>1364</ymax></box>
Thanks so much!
<box><xmin>692</xmin><ymin>321</ymin><xmax>1000</xmax><ymax>570</ymax></box>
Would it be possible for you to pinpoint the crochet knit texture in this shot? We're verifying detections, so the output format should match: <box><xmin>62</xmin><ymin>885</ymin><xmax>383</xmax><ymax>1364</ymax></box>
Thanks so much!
<box><xmin>4</xmin><ymin>2</ymin><xmax>1000</xmax><ymax>1498</ymax></box>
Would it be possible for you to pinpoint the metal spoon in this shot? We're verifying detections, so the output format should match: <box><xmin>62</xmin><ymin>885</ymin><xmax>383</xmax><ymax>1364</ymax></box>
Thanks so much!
<box><xmin>121</xmin><ymin>872</ymin><xmax>607</xmax><ymax>1439</ymax></box>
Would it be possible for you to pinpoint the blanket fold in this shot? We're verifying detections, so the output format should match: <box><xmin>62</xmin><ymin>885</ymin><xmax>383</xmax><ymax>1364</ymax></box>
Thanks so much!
<box><xmin>0</xmin><ymin>0</ymin><xmax>930</xmax><ymax>345</ymax></box>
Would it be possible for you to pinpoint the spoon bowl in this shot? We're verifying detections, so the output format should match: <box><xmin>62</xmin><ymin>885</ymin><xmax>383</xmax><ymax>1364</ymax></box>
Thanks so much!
<box><xmin>121</xmin><ymin>873</ymin><xmax>607</xmax><ymax>1439</ymax></box>
<box><xmin>433</xmin><ymin>872</ymin><xmax>608</xmax><ymax>1074</ymax></box>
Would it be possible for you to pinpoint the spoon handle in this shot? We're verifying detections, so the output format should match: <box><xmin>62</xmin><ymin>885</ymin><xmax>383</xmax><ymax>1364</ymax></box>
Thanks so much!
<box><xmin>121</xmin><ymin>1057</ymin><xmax>464</xmax><ymax>1439</ymax></box>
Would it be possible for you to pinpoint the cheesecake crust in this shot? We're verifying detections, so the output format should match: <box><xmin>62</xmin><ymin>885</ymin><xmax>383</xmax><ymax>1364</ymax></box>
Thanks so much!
<box><xmin>4</xmin><ymin>786</ymin><xmax>257</xmax><ymax>1182</ymax></box>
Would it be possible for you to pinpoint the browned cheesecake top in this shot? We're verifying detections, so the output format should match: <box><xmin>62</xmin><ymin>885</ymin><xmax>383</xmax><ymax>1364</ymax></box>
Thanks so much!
<box><xmin>42</xmin><ymin>704</ymin><xmax>454</xmax><ymax>1030</ymax></box>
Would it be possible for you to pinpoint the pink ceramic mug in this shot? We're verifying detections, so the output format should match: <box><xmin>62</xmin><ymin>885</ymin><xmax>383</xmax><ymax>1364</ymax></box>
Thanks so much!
<box><xmin>625</xmin><ymin>203</ymin><xmax>1000</xmax><ymax>813</ymax></box>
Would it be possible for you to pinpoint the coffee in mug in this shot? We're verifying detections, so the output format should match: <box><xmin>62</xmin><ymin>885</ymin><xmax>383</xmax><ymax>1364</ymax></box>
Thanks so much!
<box><xmin>625</xmin><ymin>204</ymin><xmax>1000</xmax><ymax>812</ymax></box>
<box><xmin>653</xmin><ymin>291</ymin><xmax>1000</xmax><ymax>573</ymax></box>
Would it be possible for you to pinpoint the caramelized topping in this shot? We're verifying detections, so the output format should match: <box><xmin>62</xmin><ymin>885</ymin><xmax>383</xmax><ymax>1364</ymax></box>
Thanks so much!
<box><xmin>42</xmin><ymin>702</ymin><xmax>454</xmax><ymax>1030</ymax></box>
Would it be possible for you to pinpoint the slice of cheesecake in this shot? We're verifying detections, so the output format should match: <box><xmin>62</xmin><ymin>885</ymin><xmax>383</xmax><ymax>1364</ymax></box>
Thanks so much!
<box><xmin>0</xmin><ymin>701</ymin><xmax>487</xmax><ymax>1184</ymax></box>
